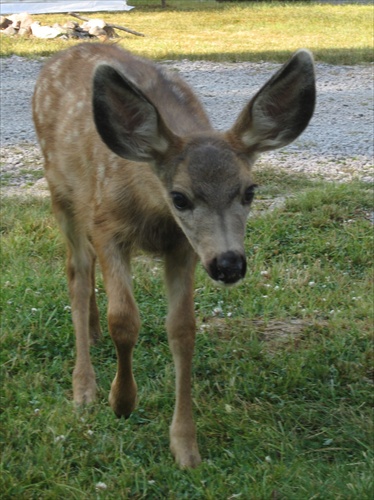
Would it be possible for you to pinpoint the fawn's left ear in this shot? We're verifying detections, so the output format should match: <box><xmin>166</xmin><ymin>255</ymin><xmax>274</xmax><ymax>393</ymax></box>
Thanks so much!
<box><xmin>228</xmin><ymin>49</ymin><xmax>316</xmax><ymax>154</ymax></box>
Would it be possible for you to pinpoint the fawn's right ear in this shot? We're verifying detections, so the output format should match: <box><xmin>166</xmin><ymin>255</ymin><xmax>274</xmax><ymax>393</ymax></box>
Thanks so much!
<box><xmin>93</xmin><ymin>64</ymin><xmax>179</xmax><ymax>163</ymax></box>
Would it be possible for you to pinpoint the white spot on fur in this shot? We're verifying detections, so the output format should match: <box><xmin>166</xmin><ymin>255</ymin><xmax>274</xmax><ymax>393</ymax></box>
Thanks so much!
<box><xmin>98</xmin><ymin>164</ymin><xmax>106</xmax><ymax>180</ymax></box>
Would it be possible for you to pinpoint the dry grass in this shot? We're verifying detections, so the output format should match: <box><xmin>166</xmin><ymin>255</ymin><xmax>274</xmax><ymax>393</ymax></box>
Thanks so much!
<box><xmin>0</xmin><ymin>3</ymin><xmax>372</xmax><ymax>64</ymax></box>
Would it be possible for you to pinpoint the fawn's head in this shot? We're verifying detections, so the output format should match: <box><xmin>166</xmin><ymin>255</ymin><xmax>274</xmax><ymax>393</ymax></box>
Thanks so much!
<box><xmin>93</xmin><ymin>50</ymin><xmax>316</xmax><ymax>285</ymax></box>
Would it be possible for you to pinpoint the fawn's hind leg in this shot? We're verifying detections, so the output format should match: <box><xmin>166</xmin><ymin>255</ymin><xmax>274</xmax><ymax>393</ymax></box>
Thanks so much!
<box><xmin>53</xmin><ymin>196</ymin><xmax>99</xmax><ymax>404</ymax></box>
<box><xmin>88</xmin><ymin>255</ymin><xmax>101</xmax><ymax>345</ymax></box>
<box><xmin>95</xmin><ymin>237</ymin><xmax>140</xmax><ymax>418</ymax></box>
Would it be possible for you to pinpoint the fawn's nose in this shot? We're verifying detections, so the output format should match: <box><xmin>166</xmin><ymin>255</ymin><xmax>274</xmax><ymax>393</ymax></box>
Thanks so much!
<box><xmin>208</xmin><ymin>251</ymin><xmax>247</xmax><ymax>284</ymax></box>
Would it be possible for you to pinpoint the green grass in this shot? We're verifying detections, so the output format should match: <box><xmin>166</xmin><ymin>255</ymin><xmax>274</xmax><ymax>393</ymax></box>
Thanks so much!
<box><xmin>0</xmin><ymin>2</ymin><xmax>372</xmax><ymax>64</ymax></box>
<box><xmin>1</xmin><ymin>171</ymin><xmax>373</xmax><ymax>498</ymax></box>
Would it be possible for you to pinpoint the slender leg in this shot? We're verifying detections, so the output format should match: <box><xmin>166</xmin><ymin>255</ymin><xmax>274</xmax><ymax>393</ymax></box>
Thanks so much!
<box><xmin>52</xmin><ymin>196</ymin><xmax>98</xmax><ymax>405</ymax></box>
<box><xmin>66</xmin><ymin>243</ymin><xmax>97</xmax><ymax>405</ymax></box>
<box><xmin>164</xmin><ymin>245</ymin><xmax>201</xmax><ymax>468</ymax></box>
<box><xmin>96</xmin><ymin>240</ymin><xmax>140</xmax><ymax>418</ymax></box>
<box><xmin>88</xmin><ymin>256</ymin><xmax>101</xmax><ymax>345</ymax></box>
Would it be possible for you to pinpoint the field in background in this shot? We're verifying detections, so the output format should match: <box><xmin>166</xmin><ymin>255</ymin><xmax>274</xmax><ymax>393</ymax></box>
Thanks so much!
<box><xmin>1</xmin><ymin>171</ymin><xmax>373</xmax><ymax>498</ymax></box>
<box><xmin>0</xmin><ymin>2</ymin><xmax>373</xmax><ymax>64</ymax></box>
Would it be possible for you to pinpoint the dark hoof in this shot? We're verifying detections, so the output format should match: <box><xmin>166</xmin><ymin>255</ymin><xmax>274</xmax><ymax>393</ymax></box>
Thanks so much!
<box><xmin>114</xmin><ymin>411</ymin><xmax>132</xmax><ymax>420</ymax></box>
<box><xmin>89</xmin><ymin>329</ymin><xmax>102</xmax><ymax>345</ymax></box>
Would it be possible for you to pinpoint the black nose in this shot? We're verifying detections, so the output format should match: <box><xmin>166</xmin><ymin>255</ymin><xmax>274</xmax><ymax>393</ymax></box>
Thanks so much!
<box><xmin>208</xmin><ymin>251</ymin><xmax>247</xmax><ymax>284</ymax></box>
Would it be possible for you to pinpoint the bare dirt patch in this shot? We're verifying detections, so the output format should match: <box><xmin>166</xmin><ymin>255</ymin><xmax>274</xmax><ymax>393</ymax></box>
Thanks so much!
<box><xmin>199</xmin><ymin>316</ymin><xmax>328</xmax><ymax>354</ymax></box>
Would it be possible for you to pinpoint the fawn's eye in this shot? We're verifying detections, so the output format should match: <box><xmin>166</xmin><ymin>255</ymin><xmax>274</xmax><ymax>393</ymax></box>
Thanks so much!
<box><xmin>242</xmin><ymin>185</ymin><xmax>257</xmax><ymax>205</ymax></box>
<box><xmin>170</xmin><ymin>192</ymin><xmax>193</xmax><ymax>211</ymax></box>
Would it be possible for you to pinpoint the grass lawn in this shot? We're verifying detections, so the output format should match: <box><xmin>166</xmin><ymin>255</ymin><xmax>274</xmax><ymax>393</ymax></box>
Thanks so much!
<box><xmin>0</xmin><ymin>2</ymin><xmax>373</xmax><ymax>64</ymax></box>
<box><xmin>1</xmin><ymin>170</ymin><xmax>373</xmax><ymax>498</ymax></box>
<box><xmin>1</xmin><ymin>1</ymin><xmax>373</xmax><ymax>497</ymax></box>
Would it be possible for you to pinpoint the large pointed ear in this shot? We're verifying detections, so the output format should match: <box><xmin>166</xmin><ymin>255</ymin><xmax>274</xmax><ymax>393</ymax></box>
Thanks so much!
<box><xmin>92</xmin><ymin>64</ymin><xmax>179</xmax><ymax>162</ymax></box>
<box><xmin>228</xmin><ymin>50</ymin><xmax>316</xmax><ymax>154</ymax></box>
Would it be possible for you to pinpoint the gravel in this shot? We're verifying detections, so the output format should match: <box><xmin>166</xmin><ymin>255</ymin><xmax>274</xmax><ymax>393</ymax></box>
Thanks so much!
<box><xmin>0</xmin><ymin>54</ymin><xmax>373</xmax><ymax>196</ymax></box>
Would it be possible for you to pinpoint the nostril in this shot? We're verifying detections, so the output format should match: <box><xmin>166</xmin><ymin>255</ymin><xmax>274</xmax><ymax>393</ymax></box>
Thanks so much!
<box><xmin>209</xmin><ymin>251</ymin><xmax>246</xmax><ymax>284</ymax></box>
<box><xmin>217</xmin><ymin>252</ymin><xmax>244</xmax><ymax>271</ymax></box>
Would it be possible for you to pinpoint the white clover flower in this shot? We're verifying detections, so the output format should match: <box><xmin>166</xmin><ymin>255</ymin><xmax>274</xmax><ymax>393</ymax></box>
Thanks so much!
<box><xmin>95</xmin><ymin>482</ymin><xmax>108</xmax><ymax>491</ymax></box>
<box><xmin>54</xmin><ymin>435</ymin><xmax>66</xmax><ymax>443</ymax></box>
<box><xmin>308</xmin><ymin>281</ymin><xmax>316</xmax><ymax>287</ymax></box>
<box><xmin>225</xmin><ymin>404</ymin><xmax>233</xmax><ymax>414</ymax></box>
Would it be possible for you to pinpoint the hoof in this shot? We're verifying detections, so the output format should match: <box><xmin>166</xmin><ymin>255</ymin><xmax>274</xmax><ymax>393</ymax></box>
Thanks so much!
<box><xmin>114</xmin><ymin>411</ymin><xmax>132</xmax><ymax>420</ymax></box>
<box><xmin>89</xmin><ymin>329</ymin><xmax>102</xmax><ymax>346</ymax></box>
<box><xmin>109</xmin><ymin>377</ymin><xmax>137</xmax><ymax>419</ymax></box>
<box><xmin>171</xmin><ymin>446</ymin><xmax>202</xmax><ymax>469</ymax></box>
<box><xmin>73</xmin><ymin>367</ymin><xmax>97</xmax><ymax>405</ymax></box>
<box><xmin>170</xmin><ymin>436</ymin><xmax>202</xmax><ymax>468</ymax></box>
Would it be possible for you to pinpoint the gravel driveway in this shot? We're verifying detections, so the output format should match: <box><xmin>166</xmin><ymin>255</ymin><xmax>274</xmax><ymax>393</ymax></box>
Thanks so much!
<box><xmin>0</xmin><ymin>54</ymin><xmax>373</xmax><ymax>196</ymax></box>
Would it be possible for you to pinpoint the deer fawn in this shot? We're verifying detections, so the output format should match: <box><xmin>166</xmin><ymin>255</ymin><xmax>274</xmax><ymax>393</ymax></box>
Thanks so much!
<box><xmin>33</xmin><ymin>43</ymin><xmax>315</xmax><ymax>467</ymax></box>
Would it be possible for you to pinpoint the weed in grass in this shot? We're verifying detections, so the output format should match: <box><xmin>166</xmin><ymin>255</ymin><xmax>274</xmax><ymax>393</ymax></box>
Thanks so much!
<box><xmin>1</xmin><ymin>176</ymin><xmax>373</xmax><ymax>497</ymax></box>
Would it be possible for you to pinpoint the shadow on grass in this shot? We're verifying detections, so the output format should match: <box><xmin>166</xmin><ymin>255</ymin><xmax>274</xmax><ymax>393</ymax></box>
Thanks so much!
<box><xmin>158</xmin><ymin>47</ymin><xmax>373</xmax><ymax>64</ymax></box>
<box><xmin>1</xmin><ymin>42</ymin><xmax>373</xmax><ymax>65</ymax></box>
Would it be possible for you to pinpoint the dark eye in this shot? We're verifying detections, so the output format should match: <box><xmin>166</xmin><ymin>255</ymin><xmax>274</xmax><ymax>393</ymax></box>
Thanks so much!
<box><xmin>170</xmin><ymin>192</ymin><xmax>193</xmax><ymax>211</ymax></box>
<box><xmin>243</xmin><ymin>185</ymin><xmax>257</xmax><ymax>205</ymax></box>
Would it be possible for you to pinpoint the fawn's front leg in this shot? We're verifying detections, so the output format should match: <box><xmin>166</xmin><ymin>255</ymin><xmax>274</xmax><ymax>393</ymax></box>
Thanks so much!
<box><xmin>96</xmin><ymin>239</ymin><xmax>140</xmax><ymax>418</ymax></box>
<box><xmin>165</xmin><ymin>246</ymin><xmax>201</xmax><ymax>468</ymax></box>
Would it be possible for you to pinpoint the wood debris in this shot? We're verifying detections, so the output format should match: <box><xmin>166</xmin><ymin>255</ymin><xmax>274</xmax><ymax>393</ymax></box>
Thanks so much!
<box><xmin>0</xmin><ymin>11</ymin><xmax>145</xmax><ymax>40</ymax></box>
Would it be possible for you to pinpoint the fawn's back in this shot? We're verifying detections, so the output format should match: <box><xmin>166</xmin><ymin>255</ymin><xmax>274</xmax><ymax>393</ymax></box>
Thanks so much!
<box><xmin>33</xmin><ymin>44</ymin><xmax>213</xmax><ymax>255</ymax></box>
